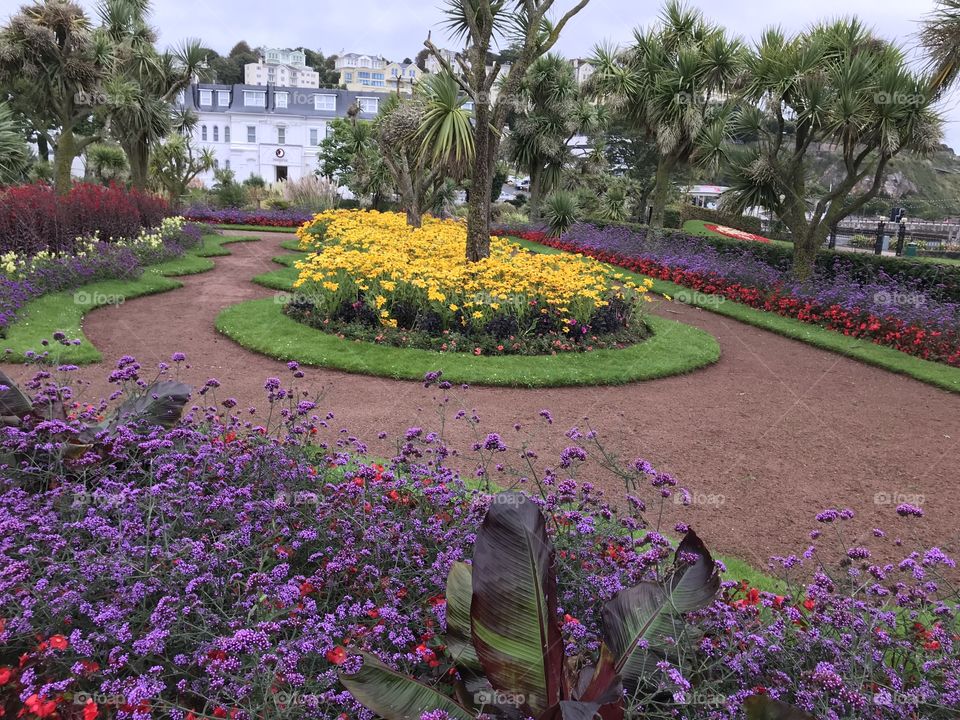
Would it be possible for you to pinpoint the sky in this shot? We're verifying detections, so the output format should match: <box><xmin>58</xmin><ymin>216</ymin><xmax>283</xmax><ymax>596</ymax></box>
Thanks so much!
<box><xmin>2</xmin><ymin>0</ymin><xmax>958</xmax><ymax>149</ymax></box>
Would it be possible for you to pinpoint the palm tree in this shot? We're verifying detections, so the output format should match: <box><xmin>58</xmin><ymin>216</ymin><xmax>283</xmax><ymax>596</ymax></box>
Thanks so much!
<box><xmin>98</xmin><ymin>0</ymin><xmax>206</xmax><ymax>190</ymax></box>
<box><xmin>589</xmin><ymin>1</ymin><xmax>743</xmax><ymax>227</ymax></box>
<box><xmin>149</xmin><ymin>109</ymin><xmax>214</xmax><ymax>208</ymax></box>
<box><xmin>0</xmin><ymin>0</ymin><xmax>112</xmax><ymax>193</ymax></box>
<box><xmin>706</xmin><ymin>19</ymin><xmax>941</xmax><ymax>277</ymax></box>
<box><xmin>423</xmin><ymin>0</ymin><xmax>593</xmax><ymax>261</ymax></box>
<box><xmin>506</xmin><ymin>53</ymin><xmax>597</xmax><ymax>221</ymax></box>
<box><xmin>0</xmin><ymin>102</ymin><xmax>32</xmax><ymax>184</ymax></box>
<box><xmin>922</xmin><ymin>0</ymin><xmax>960</xmax><ymax>95</ymax></box>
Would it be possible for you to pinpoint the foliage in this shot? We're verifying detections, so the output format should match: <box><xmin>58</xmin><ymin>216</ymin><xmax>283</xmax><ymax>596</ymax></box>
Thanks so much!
<box><xmin>0</xmin><ymin>102</ymin><xmax>31</xmax><ymax>185</ymax></box>
<box><xmin>544</xmin><ymin>190</ymin><xmax>580</xmax><ymax>237</ymax></box>
<box><xmin>589</xmin><ymin>1</ymin><xmax>743</xmax><ymax>228</ymax></box>
<box><xmin>149</xmin><ymin>131</ymin><xmax>215</xmax><ymax>208</ymax></box>
<box><xmin>707</xmin><ymin>19</ymin><xmax>941</xmax><ymax>277</ymax></box>
<box><xmin>0</xmin><ymin>182</ymin><xmax>169</xmax><ymax>255</ymax></box>
<box><xmin>281</xmin><ymin>175</ymin><xmax>339</xmax><ymax>211</ymax></box>
<box><xmin>416</xmin><ymin>72</ymin><xmax>475</xmax><ymax>171</ymax></box>
<box><xmin>318</xmin><ymin>118</ymin><xmax>391</xmax><ymax>209</ymax></box>
<box><xmin>210</xmin><ymin>168</ymin><xmax>247</xmax><ymax>208</ymax></box>
<box><xmin>424</xmin><ymin>0</ymin><xmax>593</xmax><ymax>261</ymax></box>
<box><xmin>86</xmin><ymin>142</ymin><xmax>129</xmax><ymax>185</ymax></box>
<box><xmin>183</xmin><ymin>206</ymin><xmax>314</xmax><ymax>228</ymax></box>
<box><xmin>679</xmin><ymin>205</ymin><xmax>763</xmax><ymax>235</ymax></box>
<box><xmin>289</xmin><ymin>210</ymin><xmax>649</xmax><ymax>355</ymax></box>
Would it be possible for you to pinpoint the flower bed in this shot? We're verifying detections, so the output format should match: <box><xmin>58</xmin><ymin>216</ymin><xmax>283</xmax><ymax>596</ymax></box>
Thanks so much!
<box><xmin>290</xmin><ymin>211</ymin><xmax>650</xmax><ymax>356</ymax></box>
<box><xmin>183</xmin><ymin>207</ymin><xmax>314</xmax><ymax>228</ymax></box>
<box><xmin>0</xmin><ymin>184</ymin><xmax>169</xmax><ymax>256</ymax></box>
<box><xmin>510</xmin><ymin>225</ymin><xmax>960</xmax><ymax>367</ymax></box>
<box><xmin>0</xmin><ymin>217</ymin><xmax>202</xmax><ymax>335</ymax></box>
<box><xmin>703</xmin><ymin>224</ymin><xmax>772</xmax><ymax>244</ymax></box>
<box><xmin>0</xmin><ymin>360</ymin><xmax>956</xmax><ymax>720</ymax></box>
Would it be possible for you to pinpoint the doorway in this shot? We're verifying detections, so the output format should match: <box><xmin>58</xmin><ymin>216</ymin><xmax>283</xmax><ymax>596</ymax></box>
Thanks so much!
<box><xmin>275</xmin><ymin>166</ymin><xmax>288</xmax><ymax>182</ymax></box>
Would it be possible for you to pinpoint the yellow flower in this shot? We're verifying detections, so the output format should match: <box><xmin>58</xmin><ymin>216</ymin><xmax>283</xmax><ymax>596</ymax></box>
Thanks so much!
<box><xmin>375</xmin><ymin>295</ymin><xmax>387</xmax><ymax>309</ymax></box>
<box><xmin>472</xmin><ymin>311</ymin><xmax>483</xmax><ymax>319</ymax></box>
<box><xmin>323</xmin><ymin>281</ymin><xmax>340</xmax><ymax>292</ymax></box>
<box><xmin>449</xmin><ymin>304</ymin><xmax>459</xmax><ymax>312</ymax></box>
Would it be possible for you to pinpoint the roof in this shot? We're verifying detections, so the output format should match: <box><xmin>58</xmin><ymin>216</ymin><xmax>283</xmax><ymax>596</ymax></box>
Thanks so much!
<box><xmin>181</xmin><ymin>83</ymin><xmax>393</xmax><ymax>119</ymax></box>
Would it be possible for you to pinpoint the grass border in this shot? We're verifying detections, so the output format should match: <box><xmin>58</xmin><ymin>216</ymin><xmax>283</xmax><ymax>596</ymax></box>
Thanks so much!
<box><xmin>1</xmin><ymin>235</ymin><xmax>258</xmax><ymax>365</ymax></box>
<box><xmin>515</xmin><ymin>236</ymin><xmax>960</xmax><ymax>393</ymax></box>
<box><xmin>215</xmin><ymin>300</ymin><xmax>720</xmax><ymax>388</ymax></box>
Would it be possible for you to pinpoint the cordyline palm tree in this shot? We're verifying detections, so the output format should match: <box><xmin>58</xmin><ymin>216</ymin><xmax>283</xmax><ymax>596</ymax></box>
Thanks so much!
<box><xmin>0</xmin><ymin>0</ymin><xmax>112</xmax><ymax>193</ymax></box>
<box><xmin>149</xmin><ymin>108</ymin><xmax>214</xmax><ymax>208</ymax></box>
<box><xmin>98</xmin><ymin>0</ymin><xmax>206</xmax><ymax>191</ymax></box>
<box><xmin>922</xmin><ymin>0</ymin><xmax>960</xmax><ymax>95</ymax></box>
<box><xmin>0</xmin><ymin>101</ymin><xmax>32</xmax><ymax>184</ymax></box>
<box><xmin>506</xmin><ymin>53</ymin><xmax>601</xmax><ymax>221</ymax></box>
<box><xmin>588</xmin><ymin>1</ymin><xmax>743</xmax><ymax>227</ymax></box>
<box><xmin>422</xmin><ymin>0</ymin><xmax>593</xmax><ymax>262</ymax></box>
<box><xmin>374</xmin><ymin>72</ymin><xmax>473</xmax><ymax>227</ymax></box>
<box><xmin>701</xmin><ymin>19</ymin><xmax>941</xmax><ymax>278</ymax></box>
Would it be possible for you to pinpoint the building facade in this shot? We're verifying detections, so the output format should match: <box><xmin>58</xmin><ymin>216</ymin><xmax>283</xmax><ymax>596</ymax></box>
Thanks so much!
<box><xmin>244</xmin><ymin>48</ymin><xmax>320</xmax><ymax>89</ymax></box>
<box><xmin>177</xmin><ymin>83</ymin><xmax>392</xmax><ymax>185</ymax></box>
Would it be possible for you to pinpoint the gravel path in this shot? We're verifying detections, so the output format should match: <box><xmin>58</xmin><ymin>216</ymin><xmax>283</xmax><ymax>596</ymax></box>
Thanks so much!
<box><xmin>5</xmin><ymin>229</ymin><xmax>958</xmax><ymax>572</ymax></box>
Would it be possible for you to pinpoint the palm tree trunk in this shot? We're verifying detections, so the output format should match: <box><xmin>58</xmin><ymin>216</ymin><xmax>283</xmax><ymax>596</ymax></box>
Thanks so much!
<box><xmin>466</xmin><ymin>104</ymin><xmax>496</xmax><ymax>262</ymax></box>
<box><xmin>53</xmin><ymin>128</ymin><xmax>77</xmax><ymax>195</ymax></box>
<box><xmin>792</xmin><ymin>223</ymin><xmax>827</xmax><ymax>280</ymax></box>
<box><xmin>649</xmin><ymin>155</ymin><xmax>676</xmax><ymax>228</ymax></box>
<box><xmin>528</xmin><ymin>168</ymin><xmax>545</xmax><ymax>222</ymax></box>
<box><xmin>127</xmin><ymin>139</ymin><xmax>150</xmax><ymax>191</ymax></box>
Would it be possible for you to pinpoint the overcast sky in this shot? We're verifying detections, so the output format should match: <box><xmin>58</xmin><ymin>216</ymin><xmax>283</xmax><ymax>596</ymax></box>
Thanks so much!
<box><xmin>2</xmin><ymin>0</ymin><xmax>958</xmax><ymax>149</ymax></box>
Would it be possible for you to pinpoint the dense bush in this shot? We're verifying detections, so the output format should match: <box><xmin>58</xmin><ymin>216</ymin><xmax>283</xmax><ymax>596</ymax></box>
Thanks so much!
<box><xmin>0</xmin><ymin>183</ymin><xmax>169</xmax><ymax>255</ymax></box>
<box><xmin>183</xmin><ymin>206</ymin><xmax>315</xmax><ymax>228</ymax></box>
<box><xmin>0</xmin><ymin>363</ymin><xmax>956</xmax><ymax>720</ymax></box>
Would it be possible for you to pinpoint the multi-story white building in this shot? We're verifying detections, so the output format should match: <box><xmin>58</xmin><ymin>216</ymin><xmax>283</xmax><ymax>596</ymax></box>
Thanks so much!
<box><xmin>570</xmin><ymin>58</ymin><xmax>594</xmax><ymax>85</ymax></box>
<box><xmin>177</xmin><ymin>83</ymin><xmax>392</xmax><ymax>185</ymax></box>
<box><xmin>244</xmin><ymin>48</ymin><xmax>320</xmax><ymax>89</ymax></box>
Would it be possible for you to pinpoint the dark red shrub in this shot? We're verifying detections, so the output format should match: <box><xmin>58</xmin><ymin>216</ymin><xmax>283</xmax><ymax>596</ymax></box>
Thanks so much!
<box><xmin>0</xmin><ymin>183</ymin><xmax>171</xmax><ymax>255</ymax></box>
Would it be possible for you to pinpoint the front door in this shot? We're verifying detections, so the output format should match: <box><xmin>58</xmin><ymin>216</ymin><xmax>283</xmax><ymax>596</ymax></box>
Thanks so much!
<box><xmin>275</xmin><ymin>166</ymin><xmax>288</xmax><ymax>182</ymax></box>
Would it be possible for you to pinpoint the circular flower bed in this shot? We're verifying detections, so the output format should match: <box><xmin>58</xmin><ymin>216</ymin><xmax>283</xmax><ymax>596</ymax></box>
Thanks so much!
<box><xmin>288</xmin><ymin>211</ymin><xmax>651</xmax><ymax>356</ymax></box>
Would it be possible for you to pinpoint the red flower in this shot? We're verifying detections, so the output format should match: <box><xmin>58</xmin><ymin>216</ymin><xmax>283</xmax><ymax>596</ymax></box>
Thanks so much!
<box><xmin>326</xmin><ymin>646</ymin><xmax>348</xmax><ymax>665</ymax></box>
<box><xmin>0</xmin><ymin>667</ymin><xmax>12</xmax><ymax>685</ymax></box>
<box><xmin>803</xmin><ymin>598</ymin><xmax>816</xmax><ymax>611</ymax></box>
<box><xmin>83</xmin><ymin>700</ymin><xmax>99</xmax><ymax>720</ymax></box>
<box><xmin>213</xmin><ymin>707</ymin><xmax>228</xmax><ymax>718</ymax></box>
<box><xmin>48</xmin><ymin>635</ymin><xmax>69</xmax><ymax>651</ymax></box>
<box><xmin>299</xmin><ymin>581</ymin><xmax>316</xmax><ymax>597</ymax></box>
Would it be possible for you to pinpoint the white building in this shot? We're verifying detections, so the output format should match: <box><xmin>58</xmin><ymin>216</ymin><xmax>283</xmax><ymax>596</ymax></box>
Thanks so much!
<box><xmin>177</xmin><ymin>83</ymin><xmax>391</xmax><ymax>185</ymax></box>
<box><xmin>570</xmin><ymin>58</ymin><xmax>594</xmax><ymax>85</ymax></box>
<box><xmin>244</xmin><ymin>48</ymin><xmax>320</xmax><ymax>89</ymax></box>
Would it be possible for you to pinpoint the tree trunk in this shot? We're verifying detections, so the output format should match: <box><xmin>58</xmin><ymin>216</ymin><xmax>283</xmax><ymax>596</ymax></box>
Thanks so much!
<box><xmin>406</xmin><ymin>197</ymin><xmax>422</xmax><ymax>228</ymax></box>
<box><xmin>466</xmin><ymin>103</ymin><xmax>496</xmax><ymax>262</ymax></box>
<box><xmin>127</xmin><ymin>138</ymin><xmax>150</xmax><ymax>191</ymax></box>
<box><xmin>528</xmin><ymin>167</ymin><xmax>545</xmax><ymax>222</ymax></box>
<box><xmin>54</xmin><ymin>129</ymin><xmax>77</xmax><ymax>195</ymax></box>
<box><xmin>792</xmin><ymin>223</ymin><xmax>828</xmax><ymax>280</ymax></box>
<box><xmin>37</xmin><ymin>136</ymin><xmax>49</xmax><ymax>163</ymax></box>
<box><xmin>649</xmin><ymin>156</ymin><xmax>676</xmax><ymax>228</ymax></box>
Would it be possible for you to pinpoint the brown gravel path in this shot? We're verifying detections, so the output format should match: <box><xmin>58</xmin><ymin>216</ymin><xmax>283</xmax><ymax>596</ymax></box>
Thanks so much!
<box><xmin>4</xmin><ymin>230</ymin><xmax>959</xmax><ymax>574</ymax></box>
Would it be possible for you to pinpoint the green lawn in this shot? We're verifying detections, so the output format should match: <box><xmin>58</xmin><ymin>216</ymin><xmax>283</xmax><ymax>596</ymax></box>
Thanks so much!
<box><xmin>1</xmin><ymin>235</ymin><xmax>257</xmax><ymax>365</ymax></box>
<box><xmin>512</xmin><ymin>236</ymin><xmax>960</xmax><ymax>393</ymax></box>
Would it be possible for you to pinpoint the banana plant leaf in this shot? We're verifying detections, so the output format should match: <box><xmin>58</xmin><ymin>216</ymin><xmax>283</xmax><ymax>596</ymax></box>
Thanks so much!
<box><xmin>99</xmin><ymin>381</ymin><xmax>192</xmax><ymax>431</ymax></box>
<box><xmin>744</xmin><ymin>695</ymin><xmax>816</xmax><ymax>719</ymax></box>
<box><xmin>0</xmin><ymin>370</ymin><xmax>32</xmax><ymax>418</ymax></box>
<box><xmin>571</xmin><ymin>644</ymin><xmax>624</xmax><ymax>720</ymax></box>
<box><xmin>445</xmin><ymin>561</ymin><xmax>483</xmax><ymax>672</ymax></box>
<box><xmin>470</xmin><ymin>492</ymin><xmax>565</xmax><ymax>716</ymax></box>
<box><xmin>339</xmin><ymin>651</ymin><xmax>475</xmax><ymax>720</ymax></box>
<box><xmin>602</xmin><ymin>530</ymin><xmax>720</xmax><ymax>688</ymax></box>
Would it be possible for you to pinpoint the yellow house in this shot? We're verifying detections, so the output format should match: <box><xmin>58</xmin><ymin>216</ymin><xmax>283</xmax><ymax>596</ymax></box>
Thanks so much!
<box><xmin>335</xmin><ymin>53</ymin><xmax>422</xmax><ymax>94</ymax></box>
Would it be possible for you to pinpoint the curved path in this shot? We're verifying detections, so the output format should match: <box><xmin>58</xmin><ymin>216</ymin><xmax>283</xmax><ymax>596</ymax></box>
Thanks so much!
<box><xmin>4</xmin><ymin>230</ymin><xmax>959</xmax><ymax>572</ymax></box>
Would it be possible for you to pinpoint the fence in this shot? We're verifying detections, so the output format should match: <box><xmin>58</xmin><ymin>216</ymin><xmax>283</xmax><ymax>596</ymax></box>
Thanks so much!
<box><xmin>829</xmin><ymin>220</ymin><xmax>960</xmax><ymax>258</ymax></box>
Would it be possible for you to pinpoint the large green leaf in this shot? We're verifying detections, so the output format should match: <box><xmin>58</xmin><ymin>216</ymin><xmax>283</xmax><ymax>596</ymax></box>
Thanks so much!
<box><xmin>744</xmin><ymin>695</ymin><xmax>816</xmax><ymax>719</ymax></box>
<box><xmin>470</xmin><ymin>492</ymin><xmax>565</xmax><ymax>716</ymax></box>
<box><xmin>102</xmin><ymin>380</ymin><xmax>192</xmax><ymax>430</ymax></box>
<box><xmin>339</xmin><ymin>651</ymin><xmax>475</xmax><ymax>720</ymax></box>
<box><xmin>445</xmin><ymin>561</ymin><xmax>483</xmax><ymax>672</ymax></box>
<box><xmin>0</xmin><ymin>370</ymin><xmax>32</xmax><ymax>418</ymax></box>
<box><xmin>602</xmin><ymin>530</ymin><xmax>720</xmax><ymax>687</ymax></box>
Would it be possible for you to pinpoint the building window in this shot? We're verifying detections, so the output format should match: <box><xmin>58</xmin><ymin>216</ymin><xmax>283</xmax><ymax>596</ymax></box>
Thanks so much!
<box><xmin>217</xmin><ymin>90</ymin><xmax>230</xmax><ymax>107</ymax></box>
<box><xmin>358</xmin><ymin>97</ymin><xmax>379</xmax><ymax>114</ymax></box>
<box><xmin>277</xmin><ymin>127</ymin><xmax>286</xmax><ymax>145</ymax></box>
<box><xmin>309</xmin><ymin>128</ymin><xmax>318</xmax><ymax>146</ymax></box>
<box><xmin>463</xmin><ymin>101</ymin><xmax>475</xmax><ymax>111</ymax></box>
<box><xmin>201</xmin><ymin>125</ymin><xmax>207</xmax><ymax>141</ymax></box>
<box><xmin>199</xmin><ymin>89</ymin><xmax>212</xmax><ymax>106</ymax></box>
<box><xmin>247</xmin><ymin>125</ymin><xmax>256</xmax><ymax>143</ymax></box>
<box><xmin>276</xmin><ymin>92</ymin><xmax>288</xmax><ymax>109</ymax></box>
<box><xmin>391</xmin><ymin>68</ymin><xmax>399</xmax><ymax>77</ymax></box>
<box><xmin>345</xmin><ymin>72</ymin><xmax>353</xmax><ymax>82</ymax></box>
<box><xmin>225</xmin><ymin>159</ymin><xmax>231</xmax><ymax>170</ymax></box>
<box><xmin>224</xmin><ymin>126</ymin><xmax>230</xmax><ymax>143</ymax></box>
<box><xmin>213</xmin><ymin>126</ymin><xmax>219</xmax><ymax>142</ymax></box>
<box><xmin>213</xmin><ymin>158</ymin><xmax>219</xmax><ymax>170</ymax></box>
<box><xmin>314</xmin><ymin>94</ymin><xmax>336</xmax><ymax>111</ymax></box>
<box><xmin>244</xmin><ymin>91</ymin><xmax>266</xmax><ymax>107</ymax></box>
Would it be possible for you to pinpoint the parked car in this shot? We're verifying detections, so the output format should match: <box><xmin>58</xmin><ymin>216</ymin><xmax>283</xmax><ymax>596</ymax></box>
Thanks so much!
<box><xmin>516</xmin><ymin>177</ymin><xmax>531</xmax><ymax>191</ymax></box>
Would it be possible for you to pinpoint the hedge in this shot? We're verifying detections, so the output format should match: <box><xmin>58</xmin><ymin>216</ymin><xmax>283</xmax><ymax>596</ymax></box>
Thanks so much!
<box><xmin>679</xmin><ymin>205</ymin><xmax>764</xmax><ymax>234</ymax></box>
